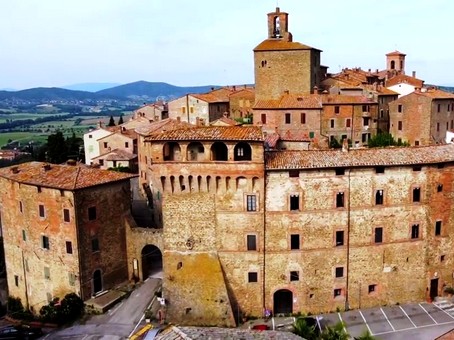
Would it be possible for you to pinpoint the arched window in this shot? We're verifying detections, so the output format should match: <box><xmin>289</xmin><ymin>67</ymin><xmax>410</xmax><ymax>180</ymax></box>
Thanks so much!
<box><xmin>390</xmin><ymin>60</ymin><xmax>395</xmax><ymax>70</ymax></box>
<box><xmin>234</xmin><ymin>142</ymin><xmax>252</xmax><ymax>161</ymax></box>
<box><xmin>163</xmin><ymin>142</ymin><xmax>181</xmax><ymax>161</ymax></box>
<box><xmin>211</xmin><ymin>142</ymin><xmax>228</xmax><ymax>161</ymax></box>
<box><xmin>187</xmin><ymin>142</ymin><xmax>205</xmax><ymax>161</ymax></box>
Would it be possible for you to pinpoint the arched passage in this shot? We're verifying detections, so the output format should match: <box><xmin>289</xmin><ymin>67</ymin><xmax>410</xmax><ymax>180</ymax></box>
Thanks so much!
<box><xmin>141</xmin><ymin>244</ymin><xmax>163</xmax><ymax>279</ymax></box>
<box><xmin>234</xmin><ymin>142</ymin><xmax>252</xmax><ymax>161</ymax></box>
<box><xmin>273</xmin><ymin>289</ymin><xmax>293</xmax><ymax>315</ymax></box>
<box><xmin>93</xmin><ymin>269</ymin><xmax>103</xmax><ymax>295</ymax></box>
<box><xmin>210</xmin><ymin>142</ymin><xmax>228</xmax><ymax>161</ymax></box>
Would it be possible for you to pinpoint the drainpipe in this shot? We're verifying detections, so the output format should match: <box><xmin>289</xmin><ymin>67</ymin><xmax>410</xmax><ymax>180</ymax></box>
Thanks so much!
<box><xmin>21</xmin><ymin>249</ymin><xmax>29</xmax><ymax>310</ymax></box>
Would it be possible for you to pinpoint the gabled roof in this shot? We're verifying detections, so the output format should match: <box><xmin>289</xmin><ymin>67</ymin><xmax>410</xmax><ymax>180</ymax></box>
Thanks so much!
<box><xmin>97</xmin><ymin>129</ymin><xmax>137</xmax><ymax>142</ymax></box>
<box><xmin>135</xmin><ymin>118</ymin><xmax>194</xmax><ymax>136</ymax></box>
<box><xmin>386</xmin><ymin>74</ymin><xmax>424</xmax><ymax>88</ymax></box>
<box><xmin>145</xmin><ymin>125</ymin><xmax>263</xmax><ymax>142</ymax></box>
<box><xmin>92</xmin><ymin>149</ymin><xmax>137</xmax><ymax>161</ymax></box>
<box><xmin>254</xmin><ymin>39</ymin><xmax>320</xmax><ymax>52</ymax></box>
<box><xmin>254</xmin><ymin>94</ymin><xmax>322</xmax><ymax>109</ymax></box>
<box><xmin>265</xmin><ymin>144</ymin><xmax>454</xmax><ymax>170</ymax></box>
<box><xmin>210</xmin><ymin>116</ymin><xmax>240</xmax><ymax>126</ymax></box>
<box><xmin>0</xmin><ymin>162</ymin><xmax>136</xmax><ymax>190</ymax></box>
<box><xmin>413</xmin><ymin>88</ymin><xmax>454</xmax><ymax>99</ymax></box>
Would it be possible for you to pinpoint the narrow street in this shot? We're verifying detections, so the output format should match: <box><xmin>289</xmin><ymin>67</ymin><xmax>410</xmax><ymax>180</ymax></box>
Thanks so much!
<box><xmin>45</xmin><ymin>278</ymin><xmax>161</xmax><ymax>339</ymax></box>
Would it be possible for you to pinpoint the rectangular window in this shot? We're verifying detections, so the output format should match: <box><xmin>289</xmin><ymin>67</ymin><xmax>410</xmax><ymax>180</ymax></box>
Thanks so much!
<box><xmin>437</xmin><ymin>184</ymin><xmax>443</xmax><ymax>192</ymax></box>
<box><xmin>22</xmin><ymin>230</ymin><xmax>26</xmax><ymax>241</ymax></box>
<box><xmin>41</xmin><ymin>235</ymin><xmax>49</xmax><ymax>250</ymax></box>
<box><xmin>413</xmin><ymin>166</ymin><xmax>422</xmax><ymax>172</ymax></box>
<box><xmin>125</xmin><ymin>142</ymin><xmax>129</xmax><ymax>148</ymax></box>
<box><xmin>437</xmin><ymin>123</ymin><xmax>440</xmax><ymax>132</ymax></box>
<box><xmin>290</xmin><ymin>234</ymin><xmax>300</xmax><ymax>250</ymax></box>
<box><xmin>336</xmin><ymin>192</ymin><xmax>344</xmax><ymax>208</ymax></box>
<box><xmin>398</xmin><ymin>104</ymin><xmax>402</xmax><ymax>113</ymax></box>
<box><xmin>335</xmin><ymin>106</ymin><xmax>340</xmax><ymax>114</ymax></box>
<box><xmin>290</xmin><ymin>271</ymin><xmax>299</xmax><ymax>281</ymax></box>
<box><xmin>246</xmin><ymin>195</ymin><xmax>257</xmax><ymax>212</ymax></box>
<box><xmin>438</xmin><ymin>104</ymin><xmax>441</xmax><ymax>112</ymax></box>
<box><xmin>334</xmin><ymin>288</ymin><xmax>342</xmax><ymax>297</ymax></box>
<box><xmin>374</xmin><ymin>227</ymin><xmax>383</xmax><ymax>243</ymax></box>
<box><xmin>289</xmin><ymin>170</ymin><xmax>300</xmax><ymax>178</ymax></box>
<box><xmin>99</xmin><ymin>159</ymin><xmax>104</xmax><ymax>166</ymax></box>
<box><xmin>44</xmin><ymin>267</ymin><xmax>50</xmax><ymax>280</ymax></box>
<box><xmin>441</xmin><ymin>255</ymin><xmax>446</xmax><ymax>262</ymax></box>
<box><xmin>68</xmin><ymin>273</ymin><xmax>76</xmax><ymax>286</ymax></box>
<box><xmin>285</xmin><ymin>113</ymin><xmax>291</xmax><ymax>124</ymax></box>
<box><xmin>376</xmin><ymin>166</ymin><xmax>385</xmax><ymax>174</ymax></box>
<box><xmin>290</xmin><ymin>194</ymin><xmax>300</xmax><ymax>211</ymax></box>
<box><xmin>301</xmin><ymin>113</ymin><xmax>306</xmax><ymax>124</ymax></box>
<box><xmin>63</xmin><ymin>209</ymin><xmax>70</xmax><ymax>222</ymax></box>
<box><xmin>363</xmin><ymin>117</ymin><xmax>370</xmax><ymax>126</ymax></box>
<box><xmin>335</xmin><ymin>168</ymin><xmax>345</xmax><ymax>176</ymax></box>
<box><xmin>88</xmin><ymin>206</ymin><xmax>97</xmax><ymax>220</ymax></box>
<box><xmin>435</xmin><ymin>221</ymin><xmax>442</xmax><ymax>236</ymax></box>
<box><xmin>411</xmin><ymin>224</ymin><xmax>419</xmax><ymax>239</ymax></box>
<box><xmin>413</xmin><ymin>187</ymin><xmax>421</xmax><ymax>202</ymax></box>
<box><xmin>375</xmin><ymin>190</ymin><xmax>384</xmax><ymax>205</ymax></box>
<box><xmin>247</xmin><ymin>235</ymin><xmax>257</xmax><ymax>251</ymax></box>
<box><xmin>346</xmin><ymin>119</ymin><xmax>351</xmax><ymax>128</ymax></box>
<box><xmin>398</xmin><ymin>121</ymin><xmax>402</xmax><ymax>131</ymax></box>
<box><xmin>19</xmin><ymin>201</ymin><xmax>23</xmax><ymax>213</ymax></box>
<box><xmin>92</xmin><ymin>238</ymin><xmax>100</xmax><ymax>252</ymax></box>
<box><xmin>39</xmin><ymin>204</ymin><xmax>45</xmax><ymax>218</ymax></box>
<box><xmin>248</xmin><ymin>272</ymin><xmax>258</xmax><ymax>283</ymax></box>
<box><xmin>330</xmin><ymin>119</ymin><xmax>335</xmax><ymax>128</ymax></box>
<box><xmin>336</xmin><ymin>230</ymin><xmax>344</xmax><ymax>246</ymax></box>
<box><xmin>368</xmin><ymin>284</ymin><xmax>377</xmax><ymax>294</ymax></box>
<box><xmin>181</xmin><ymin>107</ymin><xmax>186</xmax><ymax>114</ymax></box>
<box><xmin>66</xmin><ymin>241</ymin><xmax>73</xmax><ymax>254</ymax></box>
<box><xmin>103</xmin><ymin>142</ymin><xmax>108</xmax><ymax>148</ymax></box>
<box><xmin>14</xmin><ymin>275</ymin><xmax>18</xmax><ymax>287</ymax></box>
<box><xmin>335</xmin><ymin>267</ymin><xmax>344</xmax><ymax>278</ymax></box>
<box><xmin>261</xmin><ymin>114</ymin><xmax>267</xmax><ymax>124</ymax></box>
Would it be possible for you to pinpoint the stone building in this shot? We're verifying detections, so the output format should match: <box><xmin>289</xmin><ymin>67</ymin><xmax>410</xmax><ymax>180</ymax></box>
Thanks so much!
<box><xmin>93</xmin><ymin>129</ymin><xmax>138</xmax><ymax>170</ymax></box>
<box><xmin>254</xmin><ymin>7</ymin><xmax>324</xmax><ymax>101</ymax></box>
<box><xmin>389</xmin><ymin>88</ymin><xmax>454</xmax><ymax>146</ymax></box>
<box><xmin>138</xmin><ymin>122</ymin><xmax>454</xmax><ymax>323</ymax></box>
<box><xmin>0</xmin><ymin>162</ymin><xmax>136</xmax><ymax>311</ymax></box>
<box><xmin>229</xmin><ymin>88</ymin><xmax>255</xmax><ymax>121</ymax></box>
<box><xmin>133</xmin><ymin>102</ymin><xmax>168</xmax><ymax>121</ymax></box>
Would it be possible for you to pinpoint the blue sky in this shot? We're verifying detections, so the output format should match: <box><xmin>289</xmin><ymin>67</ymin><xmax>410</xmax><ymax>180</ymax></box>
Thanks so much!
<box><xmin>0</xmin><ymin>0</ymin><xmax>453</xmax><ymax>90</ymax></box>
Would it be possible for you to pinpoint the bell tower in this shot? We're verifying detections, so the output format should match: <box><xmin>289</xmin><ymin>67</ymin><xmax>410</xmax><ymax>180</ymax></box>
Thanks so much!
<box><xmin>267</xmin><ymin>7</ymin><xmax>292</xmax><ymax>41</ymax></box>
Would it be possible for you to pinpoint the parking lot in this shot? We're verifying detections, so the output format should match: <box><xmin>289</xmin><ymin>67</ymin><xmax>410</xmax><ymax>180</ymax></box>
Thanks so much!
<box><xmin>319</xmin><ymin>302</ymin><xmax>454</xmax><ymax>339</ymax></box>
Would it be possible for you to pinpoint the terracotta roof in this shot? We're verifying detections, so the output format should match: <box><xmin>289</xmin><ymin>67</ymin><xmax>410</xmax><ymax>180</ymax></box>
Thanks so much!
<box><xmin>281</xmin><ymin>130</ymin><xmax>312</xmax><ymax>142</ymax></box>
<box><xmin>229</xmin><ymin>88</ymin><xmax>255</xmax><ymax>98</ymax></box>
<box><xmin>210</xmin><ymin>116</ymin><xmax>240</xmax><ymax>126</ymax></box>
<box><xmin>97</xmin><ymin>129</ymin><xmax>137</xmax><ymax>142</ymax></box>
<box><xmin>135</xmin><ymin>118</ymin><xmax>194</xmax><ymax>136</ymax></box>
<box><xmin>156</xmin><ymin>326</ymin><xmax>302</xmax><ymax>340</ymax></box>
<box><xmin>254</xmin><ymin>39</ymin><xmax>319</xmax><ymax>51</ymax></box>
<box><xmin>191</xmin><ymin>93</ymin><xmax>228</xmax><ymax>103</ymax></box>
<box><xmin>92</xmin><ymin>149</ymin><xmax>137</xmax><ymax>161</ymax></box>
<box><xmin>414</xmin><ymin>88</ymin><xmax>454</xmax><ymax>99</ymax></box>
<box><xmin>265</xmin><ymin>144</ymin><xmax>454</xmax><ymax>170</ymax></box>
<box><xmin>386</xmin><ymin>50</ymin><xmax>406</xmax><ymax>56</ymax></box>
<box><xmin>264</xmin><ymin>133</ymin><xmax>280</xmax><ymax>148</ymax></box>
<box><xmin>145</xmin><ymin>125</ymin><xmax>263</xmax><ymax>142</ymax></box>
<box><xmin>255</xmin><ymin>94</ymin><xmax>322</xmax><ymax>109</ymax></box>
<box><xmin>386</xmin><ymin>74</ymin><xmax>424</xmax><ymax>87</ymax></box>
<box><xmin>0</xmin><ymin>162</ymin><xmax>136</xmax><ymax>190</ymax></box>
<box><xmin>320</xmin><ymin>94</ymin><xmax>376</xmax><ymax>105</ymax></box>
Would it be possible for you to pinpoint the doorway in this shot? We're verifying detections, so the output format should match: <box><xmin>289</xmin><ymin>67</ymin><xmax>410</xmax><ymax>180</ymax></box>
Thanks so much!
<box><xmin>93</xmin><ymin>269</ymin><xmax>103</xmax><ymax>295</ymax></box>
<box><xmin>141</xmin><ymin>245</ymin><xmax>163</xmax><ymax>280</ymax></box>
<box><xmin>430</xmin><ymin>278</ymin><xmax>439</xmax><ymax>300</ymax></box>
<box><xmin>273</xmin><ymin>289</ymin><xmax>293</xmax><ymax>315</ymax></box>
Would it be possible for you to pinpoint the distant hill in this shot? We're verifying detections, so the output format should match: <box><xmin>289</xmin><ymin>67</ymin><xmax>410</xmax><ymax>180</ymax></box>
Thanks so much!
<box><xmin>0</xmin><ymin>87</ymin><xmax>123</xmax><ymax>102</ymax></box>
<box><xmin>62</xmin><ymin>83</ymin><xmax>122</xmax><ymax>92</ymax></box>
<box><xmin>438</xmin><ymin>86</ymin><xmax>454</xmax><ymax>93</ymax></box>
<box><xmin>96</xmin><ymin>81</ymin><xmax>218</xmax><ymax>100</ymax></box>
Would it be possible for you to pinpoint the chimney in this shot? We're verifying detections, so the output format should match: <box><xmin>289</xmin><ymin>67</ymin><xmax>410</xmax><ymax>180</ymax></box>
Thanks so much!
<box><xmin>412</xmin><ymin>71</ymin><xmax>416</xmax><ymax>78</ymax></box>
<box><xmin>176</xmin><ymin>116</ymin><xmax>181</xmax><ymax>122</ymax></box>
<box><xmin>244</xmin><ymin>84</ymin><xmax>247</xmax><ymax>89</ymax></box>
<box><xmin>233</xmin><ymin>85</ymin><xmax>236</xmax><ymax>91</ymax></box>
<box><xmin>10</xmin><ymin>166</ymin><xmax>19</xmax><ymax>174</ymax></box>
<box><xmin>97</xmin><ymin>121</ymin><xmax>103</xmax><ymax>128</ymax></box>
<box><xmin>368</xmin><ymin>68</ymin><xmax>371</xmax><ymax>73</ymax></box>
<box><xmin>223</xmin><ymin>112</ymin><xmax>228</xmax><ymax>118</ymax></box>
<box><xmin>313</xmin><ymin>85</ymin><xmax>319</xmax><ymax>94</ymax></box>
<box><xmin>342</xmin><ymin>138</ymin><xmax>349</xmax><ymax>152</ymax></box>
<box><xmin>211</xmin><ymin>87</ymin><xmax>215</xmax><ymax>91</ymax></box>
<box><xmin>375</xmin><ymin>69</ymin><xmax>379</xmax><ymax>73</ymax></box>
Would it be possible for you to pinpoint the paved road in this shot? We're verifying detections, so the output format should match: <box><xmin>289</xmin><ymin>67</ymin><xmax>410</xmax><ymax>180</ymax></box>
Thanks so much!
<box><xmin>45</xmin><ymin>278</ymin><xmax>161</xmax><ymax>339</ymax></box>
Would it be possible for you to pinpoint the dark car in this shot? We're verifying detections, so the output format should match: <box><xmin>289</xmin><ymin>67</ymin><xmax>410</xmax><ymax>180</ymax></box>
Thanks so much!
<box><xmin>0</xmin><ymin>325</ymin><xmax>43</xmax><ymax>339</ymax></box>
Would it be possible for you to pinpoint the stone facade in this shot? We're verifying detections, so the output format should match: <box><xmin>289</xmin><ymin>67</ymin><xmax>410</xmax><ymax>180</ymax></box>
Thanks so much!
<box><xmin>0</xmin><ymin>162</ymin><xmax>135</xmax><ymax>310</ymax></box>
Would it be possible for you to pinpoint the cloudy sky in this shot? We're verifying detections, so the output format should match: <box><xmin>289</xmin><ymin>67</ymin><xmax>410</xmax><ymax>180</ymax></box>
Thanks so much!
<box><xmin>0</xmin><ymin>0</ymin><xmax>453</xmax><ymax>90</ymax></box>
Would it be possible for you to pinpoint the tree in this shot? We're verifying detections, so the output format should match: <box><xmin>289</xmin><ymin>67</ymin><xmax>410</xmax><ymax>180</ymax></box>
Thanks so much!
<box><xmin>354</xmin><ymin>330</ymin><xmax>376</xmax><ymax>340</ymax></box>
<box><xmin>118</xmin><ymin>115</ymin><xmax>124</xmax><ymax>125</ymax></box>
<box><xmin>293</xmin><ymin>317</ymin><xmax>319</xmax><ymax>340</ymax></box>
<box><xmin>47</xmin><ymin>131</ymin><xmax>67</xmax><ymax>164</ymax></box>
<box><xmin>107</xmin><ymin>116</ymin><xmax>116</xmax><ymax>127</ymax></box>
<box><xmin>368</xmin><ymin>132</ymin><xmax>409</xmax><ymax>148</ymax></box>
<box><xmin>321</xmin><ymin>321</ymin><xmax>349</xmax><ymax>340</ymax></box>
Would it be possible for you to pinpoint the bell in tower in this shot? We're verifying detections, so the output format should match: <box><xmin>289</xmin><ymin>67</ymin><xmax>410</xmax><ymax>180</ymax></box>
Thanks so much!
<box><xmin>267</xmin><ymin>7</ymin><xmax>292</xmax><ymax>41</ymax></box>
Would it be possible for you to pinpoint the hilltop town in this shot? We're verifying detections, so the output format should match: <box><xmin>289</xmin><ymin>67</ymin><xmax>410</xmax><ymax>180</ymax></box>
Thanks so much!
<box><xmin>1</xmin><ymin>6</ymin><xmax>454</xmax><ymax>339</ymax></box>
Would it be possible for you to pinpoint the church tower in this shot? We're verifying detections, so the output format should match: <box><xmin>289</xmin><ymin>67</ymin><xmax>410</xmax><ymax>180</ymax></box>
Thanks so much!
<box><xmin>386</xmin><ymin>50</ymin><xmax>406</xmax><ymax>75</ymax></box>
<box><xmin>253</xmin><ymin>7</ymin><xmax>323</xmax><ymax>101</ymax></box>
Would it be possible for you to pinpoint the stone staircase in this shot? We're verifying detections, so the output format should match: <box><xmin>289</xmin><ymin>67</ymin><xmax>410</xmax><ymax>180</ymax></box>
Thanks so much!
<box><xmin>434</xmin><ymin>296</ymin><xmax>454</xmax><ymax>317</ymax></box>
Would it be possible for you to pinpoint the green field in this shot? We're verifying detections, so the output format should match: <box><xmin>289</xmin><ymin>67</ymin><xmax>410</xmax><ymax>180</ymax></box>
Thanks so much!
<box><xmin>0</xmin><ymin>132</ymin><xmax>49</xmax><ymax>147</ymax></box>
<box><xmin>0</xmin><ymin>113</ymin><xmax>42</xmax><ymax>123</ymax></box>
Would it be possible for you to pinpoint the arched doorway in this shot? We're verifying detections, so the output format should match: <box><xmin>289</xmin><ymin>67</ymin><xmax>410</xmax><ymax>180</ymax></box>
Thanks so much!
<box><xmin>141</xmin><ymin>245</ymin><xmax>163</xmax><ymax>279</ymax></box>
<box><xmin>273</xmin><ymin>289</ymin><xmax>293</xmax><ymax>315</ymax></box>
<box><xmin>93</xmin><ymin>269</ymin><xmax>103</xmax><ymax>295</ymax></box>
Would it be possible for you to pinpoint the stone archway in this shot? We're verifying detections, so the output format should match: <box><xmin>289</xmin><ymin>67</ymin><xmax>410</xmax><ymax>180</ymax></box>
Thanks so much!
<box><xmin>141</xmin><ymin>244</ymin><xmax>163</xmax><ymax>280</ymax></box>
<box><xmin>273</xmin><ymin>289</ymin><xmax>293</xmax><ymax>315</ymax></box>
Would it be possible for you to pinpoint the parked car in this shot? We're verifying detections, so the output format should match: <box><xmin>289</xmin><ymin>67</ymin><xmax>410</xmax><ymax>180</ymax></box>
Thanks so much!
<box><xmin>0</xmin><ymin>325</ymin><xmax>43</xmax><ymax>339</ymax></box>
